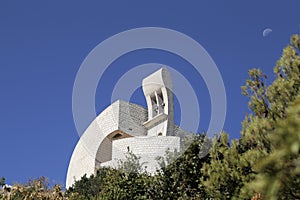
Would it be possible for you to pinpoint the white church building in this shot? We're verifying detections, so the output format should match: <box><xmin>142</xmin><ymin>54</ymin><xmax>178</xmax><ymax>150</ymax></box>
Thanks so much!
<box><xmin>66</xmin><ymin>68</ymin><xmax>187</xmax><ymax>188</ymax></box>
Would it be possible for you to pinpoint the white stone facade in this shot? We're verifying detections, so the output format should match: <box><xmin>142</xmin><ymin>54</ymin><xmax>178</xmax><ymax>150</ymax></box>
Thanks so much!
<box><xmin>66</xmin><ymin>68</ymin><xmax>186</xmax><ymax>188</ymax></box>
<box><xmin>102</xmin><ymin>136</ymin><xmax>180</xmax><ymax>173</ymax></box>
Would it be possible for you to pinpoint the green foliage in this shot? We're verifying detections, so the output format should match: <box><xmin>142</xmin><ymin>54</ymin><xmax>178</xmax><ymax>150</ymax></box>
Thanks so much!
<box><xmin>152</xmin><ymin>134</ymin><xmax>210</xmax><ymax>199</ymax></box>
<box><xmin>238</xmin><ymin>34</ymin><xmax>300</xmax><ymax>199</ymax></box>
<box><xmin>0</xmin><ymin>176</ymin><xmax>63</xmax><ymax>200</ymax></box>
<box><xmin>117</xmin><ymin>148</ymin><xmax>146</xmax><ymax>174</ymax></box>
<box><xmin>250</xmin><ymin>94</ymin><xmax>300</xmax><ymax>199</ymax></box>
<box><xmin>99</xmin><ymin>168</ymin><xmax>152</xmax><ymax>200</ymax></box>
<box><xmin>98</xmin><ymin>149</ymin><xmax>152</xmax><ymax>200</ymax></box>
<box><xmin>199</xmin><ymin>34</ymin><xmax>300</xmax><ymax>200</ymax></box>
<box><xmin>66</xmin><ymin>168</ymin><xmax>108</xmax><ymax>200</ymax></box>
<box><xmin>0</xmin><ymin>177</ymin><xmax>5</xmax><ymax>187</ymax></box>
<box><xmin>201</xmin><ymin>133</ymin><xmax>241</xmax><ymax>199</ymax></box>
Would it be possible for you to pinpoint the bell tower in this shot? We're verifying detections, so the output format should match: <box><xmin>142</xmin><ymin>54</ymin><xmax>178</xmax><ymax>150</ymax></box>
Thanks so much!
<box><xmin>142</xmin><ymin>68</ymin><xmax>174</xmax><ymax>136</ymax></box>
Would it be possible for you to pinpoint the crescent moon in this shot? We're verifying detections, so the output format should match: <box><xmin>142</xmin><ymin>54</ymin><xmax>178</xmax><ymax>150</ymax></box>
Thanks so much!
<box><xmin>263</xmin><ymin>28</ymin><xmax>272</xmax><ymax>37</ymax></box>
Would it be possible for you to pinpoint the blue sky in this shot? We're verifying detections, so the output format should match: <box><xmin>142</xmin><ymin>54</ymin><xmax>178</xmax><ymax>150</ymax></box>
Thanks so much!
<box><xmin>0</xmin><ymin>1</ymin><xmax>299</xmax><ymax>186</ymax></box>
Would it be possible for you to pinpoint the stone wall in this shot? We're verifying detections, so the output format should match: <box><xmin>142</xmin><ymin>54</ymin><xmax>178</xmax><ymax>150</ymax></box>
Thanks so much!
<box><xmin>66</xmin><ymin>100</ymin><xmax>148</xmax><ymax>188</ymax></box>
<box><xmin>102</xmin><ymin>136</ymin><xmax>181</xmax><ymax>173</ymax></box>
